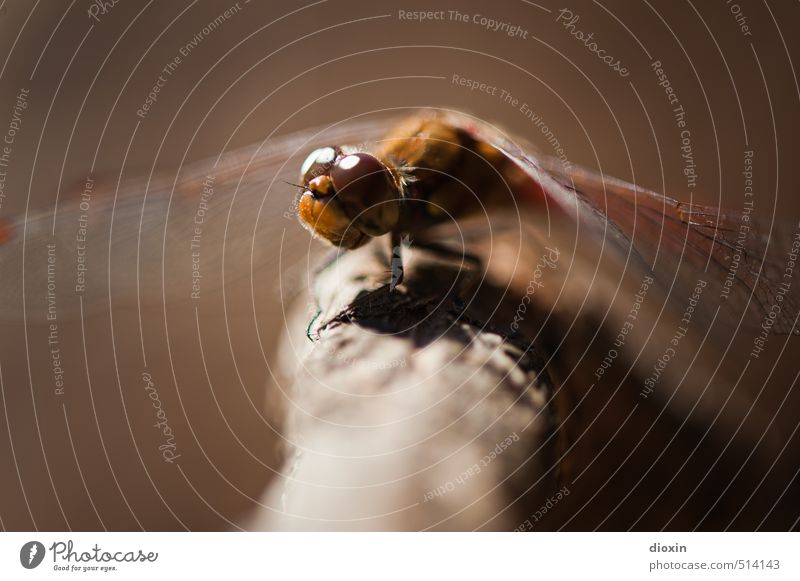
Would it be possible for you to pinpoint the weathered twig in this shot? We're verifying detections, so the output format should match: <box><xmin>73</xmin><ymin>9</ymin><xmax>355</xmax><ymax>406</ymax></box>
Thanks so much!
<box><xmin>261</xmin><ymin>242</ymin><xmax>561</xmax><ymax>530</ymax></box>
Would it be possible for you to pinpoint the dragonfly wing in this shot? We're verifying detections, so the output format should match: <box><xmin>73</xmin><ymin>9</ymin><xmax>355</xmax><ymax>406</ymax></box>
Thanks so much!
<box><xmin>435</xmin><ymin>108</ymin><xmax>798</xmax><ymax>335</ymax></box>
<box><xmin>0</xmin><ymin>119</ymin><xmax>386</xmax><ymax>321</ymax></box>
<box><xmin>539</xmin><ymin>158</ymin><xmax>799</xmax><ymax>336</ymax></box>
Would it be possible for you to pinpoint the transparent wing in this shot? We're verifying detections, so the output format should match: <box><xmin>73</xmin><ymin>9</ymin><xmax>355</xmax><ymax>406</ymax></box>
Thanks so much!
<box><xmin>540</xmin><ymin>160</ymin><xmax>799</xmax><ymax>336</ymax></box>
<box><xmin>437</xmin><ymin>109</ymin><xmax>798</xmax><ymax>336</ymax></box>
<box><xmin>0</xmin><ymin>119</ymin><xmax>385</xmax><ymax>321</ymax></box>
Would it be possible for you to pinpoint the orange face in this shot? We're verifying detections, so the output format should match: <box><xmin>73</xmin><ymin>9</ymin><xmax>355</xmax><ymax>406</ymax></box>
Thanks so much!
<box><xmin>297</xmin><ymin>147</ymin><xmax>401</xmax><ymax>249</ymax></box>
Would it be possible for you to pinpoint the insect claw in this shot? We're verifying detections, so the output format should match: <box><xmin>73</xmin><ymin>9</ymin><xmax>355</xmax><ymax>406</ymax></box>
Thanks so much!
<box><xmin>306</xmin><ymin>307</ymin><xmax>323</xmax><ymax>341</ymax></box>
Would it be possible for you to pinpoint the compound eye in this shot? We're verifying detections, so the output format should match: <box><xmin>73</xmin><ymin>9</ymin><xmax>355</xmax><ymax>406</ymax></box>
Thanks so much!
<box><xmin>329</xmin><ymin>153</ymin><xmax>390</xmax><ymax>195</ymax></box>
<box><xmin>330</xmin><ymin>152</ymin><xmax>399</xmax><ymax>237</ymax></box>
<box><xmin>300</xmin><ymin>146</ymin><xmax>340</xmax><ymax>183</ymax></box>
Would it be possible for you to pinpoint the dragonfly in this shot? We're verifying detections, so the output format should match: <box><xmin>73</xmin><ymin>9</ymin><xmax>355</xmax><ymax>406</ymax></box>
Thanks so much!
<box><xmin>0</xmin><ymin>108</ymin><xmax>796</xmax><ymax>340</ymax></box>
<box><xmin>294</xmin><ymin>109</ymin><xmax>799</xmax><ymax>336</ymax></box>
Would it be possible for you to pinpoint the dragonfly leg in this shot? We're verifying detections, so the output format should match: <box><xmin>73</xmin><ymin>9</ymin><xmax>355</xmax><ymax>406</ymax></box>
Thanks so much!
<box><xmin>306</xmin><ymin>248</ymin><xmax>346</xmax><ymax>342</ymax></box>
<box><xmin>389</xmin><ymin>230</ymin><xmax>405</xmax><ymax>291</ymax></box>
<box><xmin>306</xmin><ymin>307</ymin><xmax>322</xmax><ymax>342</ymax></box>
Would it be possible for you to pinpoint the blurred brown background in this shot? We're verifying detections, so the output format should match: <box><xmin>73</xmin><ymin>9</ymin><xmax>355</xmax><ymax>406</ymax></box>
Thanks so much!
<box><xmin>0</xmin><ymin>0</ymin><xmax>798</xmax><ymax>530</ymax></box>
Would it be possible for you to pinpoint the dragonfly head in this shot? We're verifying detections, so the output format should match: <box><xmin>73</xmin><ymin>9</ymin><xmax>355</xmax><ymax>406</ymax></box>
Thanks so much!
<box><xmin>297</xmin><ymin>148</ymin><xmax>400</xmax><ymax>249</ymax></box>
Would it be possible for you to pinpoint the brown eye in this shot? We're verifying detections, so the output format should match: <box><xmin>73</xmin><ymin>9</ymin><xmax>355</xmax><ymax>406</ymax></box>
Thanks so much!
<box><xmin>330</xmin><ymin>153</ymin><xmax>391</xmax><ymax>197</ymax></box>
<box><xmin>330</xmin><ymin>152</ymin><xmax>399</xmax><ymax>237</ymax></box>
<box><xmin>300</xmin><ymin>146</ymin><xmax>340</xmax><ymax>183</ymax></box>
